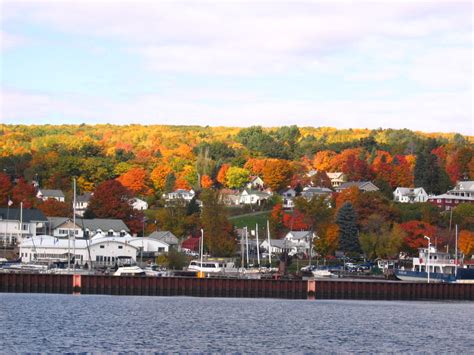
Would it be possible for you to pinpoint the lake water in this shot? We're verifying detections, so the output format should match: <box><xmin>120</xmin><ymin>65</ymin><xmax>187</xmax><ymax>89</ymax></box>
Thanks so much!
<box><xmin>1</xmin><ymin>293</ymin><xmax>473</xmax><ymax>353</ymax></box>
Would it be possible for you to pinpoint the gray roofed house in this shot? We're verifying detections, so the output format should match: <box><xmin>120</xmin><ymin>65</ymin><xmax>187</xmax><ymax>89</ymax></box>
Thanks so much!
<box><xmin>74</xmin><ymin>193</ymin><xmax>93</xmax><ymax>217</ymax></box>
<box><xmin>301</xmin><ymin>187</ymin><xmax>333</xmax><ymax>200</ymax></box>
<box><xmin>47</xmin><ymin>217</ymin><xmax>130</xmax><ymax>239</ymax></box>
<box><xmin>0</xmin><ymin>208</ymin><xmax>48</xmax><ymax>245</ymax></box>
<box><xmin>37</xmin><ymin>189</ymin><xmax>65</xmax><ymax>202</ymax></box>
<box><xmin>335</xmin><ymin>181</ymin><xmax>379</xmax><ymax>193</ymax></box>
<box><xmin>148</xmin><ymin>231</ymin><xmax>179</xmax><ymax>247</ymax></box>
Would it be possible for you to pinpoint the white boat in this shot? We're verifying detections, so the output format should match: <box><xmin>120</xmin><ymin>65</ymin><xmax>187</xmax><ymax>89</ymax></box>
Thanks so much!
<box><xmin>312</xmin><ymin>269</ymin><xmax>337</xmax><ymax>278</ymax></box>
<box><xmin>113</xmin><ymin>266</ymin><xmax>146</xmax><ymax>276</ymax></box>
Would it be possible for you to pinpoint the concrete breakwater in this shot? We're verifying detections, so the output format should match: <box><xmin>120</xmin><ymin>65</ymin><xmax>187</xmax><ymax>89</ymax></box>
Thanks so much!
<box><xmin>0</xmin><ymin>273</ymin><xmax>473</xmax><ymax>300</ymax></box>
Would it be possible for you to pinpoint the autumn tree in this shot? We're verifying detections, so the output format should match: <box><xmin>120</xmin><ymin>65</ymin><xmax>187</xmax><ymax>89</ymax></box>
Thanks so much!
<box><xmin>225</xmin><ymin>167</ymin><xmax>250</xmax><ymax>189</ymax></box>
<box><xmin>400</xmin><ymin>220</ymin><xmax>436</xmax><ymax>253</ymax></box>
<box><xmin>0</xmin><ymin>172</ymin><xmax>12</xmax><ymax>206</ymax></box>
<box><xmin>269</xmin><ymin>203</ymin><xmax>285</xmax><ymax>238</ymax></box>
<box><xmin>216</xmin><ymin>164</ymin><xmax>230</xmax><ymax>186</ymax></box>
<box><xmin>12</xmin><ymin>178</ymin><xmax>37</xmax><ymax>208</ymax></box>
<box><xmin>200</xmin><ymin>175</ymin><xmax>213</xmax><ymax>189</ymax></box>
<box><xmin>311</xmin><ymin>170</ymin><xmax>332</xmax><ymax>189</ymax></box>
<box><xmin>85</xmin><ymin>180</ymin><xmax>143</xmax><ymax>234</ymax></box>
<box><xmin>336</xmin><ymin>202</ymin><xmax>360</xmax><ymax>255</ymax></box>
<box><xmin>37</xmin><ymin>199</ymin><xmax>71</xmax><ymax>217</ymax></box>
<box><xmin>151</xmin><ymin>165</ymin><xmax>172</xmax><ymax>191</ymax></box>
<box><xmin>200</xmin><ymin>189</ymin><xmax>236</xmax><ymax>256</ymax></box>
<box><xmin>459</xmin><ymin>230</ymin><xmax>474</xmax><ymax>257</ymax></box>
<box><xmin>117</xmin><ymin>167</ymin><xmax>152</xmax><ymax>196</ymax></box>
<box><xmin>262</xmin><ymin>159</ymin><xmax>293</xmax><ymax>191</ymax></box>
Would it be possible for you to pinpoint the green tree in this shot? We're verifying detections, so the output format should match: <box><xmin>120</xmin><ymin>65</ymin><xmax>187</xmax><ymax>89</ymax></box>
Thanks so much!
<box><xmin>225</xmin><ymin>167</ymin><xmax>250</xmax><ymax>189</ymax></box>
<box><xmin>336</xmin><ymin>202</ymin><xmax>360</xmax><ymax>255</ymax></box>
<box><xmin>200</xmin><ymin>189</ymin><xmax>236</xmax><ymax>256</ymax></box>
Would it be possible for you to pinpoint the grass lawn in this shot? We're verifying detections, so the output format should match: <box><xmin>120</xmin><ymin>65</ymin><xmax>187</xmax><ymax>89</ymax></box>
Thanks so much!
<box><xmin>229</xmin><ymin>210</ymin><xmax>272</xmax><ymax>230</ymax></box>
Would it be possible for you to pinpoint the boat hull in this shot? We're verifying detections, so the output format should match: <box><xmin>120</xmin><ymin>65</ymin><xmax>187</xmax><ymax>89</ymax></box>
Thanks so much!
<box><xmin>394</xmin><ymin>270</ymin><xmax>454</xmax><ymax>283</ymax></box>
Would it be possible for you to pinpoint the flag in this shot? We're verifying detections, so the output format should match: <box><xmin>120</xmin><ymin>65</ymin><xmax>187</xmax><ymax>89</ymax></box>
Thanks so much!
<box><xmin>7</xmin><ymin>199</ymin><xmax>13</xmax><ymax>207</ymax></box>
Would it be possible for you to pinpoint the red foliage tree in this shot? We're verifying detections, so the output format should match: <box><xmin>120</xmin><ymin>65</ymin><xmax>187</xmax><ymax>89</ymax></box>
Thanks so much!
<box><xmin>85</xmin><ymin>180</ymin><xmax>143</xmax><ymax>234</ymax></box>
<box><xmin>282</xmin><ymin>209</ymin><xmax>311</xmax><ymax>231</ymax></box>
<box><xmin>117</xmin><ymin>167</ymin><xmax>152</xmax><ymax>196</ymax></box>
<box><xmin>0</xmin><ymin>172</ymin><xmax>13</xmax><ymax>206</ymax></box>
<box><xmin>37</xmin><ymin>199</ymin><xmax>71</xmax><ymax>217</ymax></box>
<box><xmin>12</xmin><ymin>178</ymin><xmax>37</xmax><ymax>208</ymax></box>
<box><xmin>400</xmin><ymin>220</ymin><xmax>437</xmax><ymax>253</ymax></box>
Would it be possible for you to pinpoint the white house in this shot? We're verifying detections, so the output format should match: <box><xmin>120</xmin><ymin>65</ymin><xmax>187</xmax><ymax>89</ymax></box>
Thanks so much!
<box><xmin>393</xmin><ymin>187</ymin><xmax>428</xmax><ymax>203</ymax></box>
<box><xmin>164</xmin><ymin>189</ymin><xmax>195</xmax><ymax>202</ymax></box>
<box><xmin>301</xmin><ymin>186</ymin><xmax>333</xmax><ymax>200</ymax></box>
<box><xmin>327</xmin><ymin>172</ymin><xmax>346</xmax><ymax>188</ymax></box>
<box><xmin>239</xmin><ymin>189</ymin><xmax>271</xmax><ymax>205</ymax></box>
<box><xmin>260</xmin><ymin>239</ymin><xmax>298</xmax><ymax>256</ymax></box>
<box><xmin>284</xmin><ymin>231</ymin><xmax>313</xmax><ymax>254</ymax></box>
<box><xmin>220</xmin><ymin>189</ymin><xmax>241</xmax><ymax>206</ymax></box>
<box><xmin>19</xmin><ymin>233</ymin><xmax>139</xmax><ymax>266</ymax></box>
<box><xmin>0</xmin><ymin>208</ymin><xmax>48</xmax><ymax>245</ymax></box>
<box><xmin>37</xmin><ymin>189</ymin><xmax>65</xmax><ymax>202</ymax></box>
<box><xmin>130</xmin><ymin>197</ymin><xmax>148</xmax><ymax>210</ymax></box>
<box><xmin>47</xmin><ymin>217</ymin><xmax>130</xmax><ymax>239</ymax></box>
<box><xmin>74</xmin><ymin>193</ymin><xmax>92</xmax><ymax>216</ymax></box>
<box><xmin>148</xmin><ymin>231</ymin><xmax>179</xmax><ymax>248</ymax></box>
<box><xmin>245</xmin><ymin>176</ymin><xmax>264</xmax><ymax>190</ymax></box>
<box><xmin>128</xmin><ymin>237</ymin><xmax>170</xmax><ymax>256</ymax></box>
<box><xmin>448</xmin><ymin>181</ymin><xmax>474</xmax><ymax>198</ymax></box>
<box><xmin>281</xmin><ymin>188</ymin><xmax>297</xmax><ymax>209</ymax></box>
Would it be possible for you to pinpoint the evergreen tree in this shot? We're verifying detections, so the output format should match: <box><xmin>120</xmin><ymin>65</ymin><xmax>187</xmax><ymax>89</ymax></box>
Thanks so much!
<box><xmin>164</xmin><ymin>172</ymin><xmax>176</xmax><ymax>193</ymax></box>
<box><xmin>336</xmin><ymin>202</ymin><xmax>360</xmax><ymax>254</ymax></box>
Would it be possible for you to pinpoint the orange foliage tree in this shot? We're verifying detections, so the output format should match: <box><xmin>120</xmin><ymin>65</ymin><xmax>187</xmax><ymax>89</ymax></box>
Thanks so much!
<box><xmin>151</xmin><ymin>165</ymin><xmax>172</xmax><ymax>190</ymax></box>
<box><xmin>216</xmin><ymin>164</ymin><xmax>230</xmax><ymax>186</ymax></box>
<box><xmin>312</xmin><ymin>151</ymin><xmax>336</xmax><ymax>171</ymax></box>
<box><xmin>262</xmin><ymin>159</ymin><xmax>293</xmax><ymax>191</ymax></box>
<box><xmin>37</xmin><ymin>199</ymin><xmax>71</xmax><ymax>217</ymax></box>
<box><xmin>400</xmin><ymin>220</ymin><xmax>437</xmax><ymax>253</ymax></box>
<box><xmin>117</xmin><ymin>167</ymin><xmax>152</xmax><ymax>196</ymax></box>
<box><xmin>459</xmin><ymin>230</ymin><xmax>474</xmax><ymax>257</ymax></box>
<box><xmin>200</xmin><ymin>175</ymin><xmax>213</xmax><ymax>189</ymax></box>
<box><xmin>244</xmin><ymin>158</ymin><xmax>267</xmax><ymax>175</ymax></box>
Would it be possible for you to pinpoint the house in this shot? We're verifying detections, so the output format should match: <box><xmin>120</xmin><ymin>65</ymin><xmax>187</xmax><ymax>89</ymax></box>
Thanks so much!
<box><xmin>128</xmin><ymin>237</ymin><xmax>170</xmax><ymax>256</ymax></box>
<box><xmin>428</xmin><ymin>194</ymin><xmax>474</xmax><ymax>211</ymax></box>
<box><xmin>220</xmin><ymin>189</ymin><xmax>241</xmax><ymax>206</ymax></box>
<box><xmin>281</xmin><ymin>188</ymin><xmax>296</xmax><ymax>209</ymax></box>
<box><xmin>284</xmin><ymin>231</ymin><xmax>313</xmax><ymax>254</ymax></box>
<box><xmin>306</xmin><ymin>169</ymin><xmax>318</xmax><ymax>178</ymax></box>
<box><xmin>130</xmin><ymin>197</ymin><xmax>148</xmax><ymax>211</ymax></box>
<box><xmin>19</xmin><ymin>233</ymin><xmax>138</xmax><ymax>266</ymax></box>
<box><xmin>448</xmin><ymin>181</ymin><xmax>474</xmax><ymax>198</ymax></box>
<box><xmin>327</xmin><ymin>172</ymin><xmax>346</xmax><ymax>188</ymax></box>
<box><xmin>0</xmin><ymin>208</ymin><xmax>48</xmax><ymax>245</ymax></box>
<box><xmin>74</xmin><ymin>193</ymin><xmax>92</xmax><ymax>217</ymax></box>
<box><xmin>148</xmin><ymin>231</ymin><xmax>179</xmax><ymax>248</ymax></box>
<box><xmin>36</xmin><ymin>189</ymin><xmax>65</xmax><ymax>202</ymax></box>
<box><xmin>182</xmin><ymin>236</ymin><xmax>201</xmax><ymax>252</ymax></box>
<box><xmin>393</xmin><ymin>187</ymin><xmax>428</xmax><ymax>203</ymax></box>
<box><xmin>239</xmin><ymin>189</ymin><xmax>272</xmax><ymax>205</ymax></box>
<box><xmin>335</xmin><ymin>181</ymin><xmax>379</xmax><ymax>193</ymax></box>
<box><xmin>47</xmin><ymin>217</ymin><xmax>130</xmax><ymax>239</ymax></box>
<box><xmin>301</xmin><ymin>186</ymin><xmax>333</xmax><ymax>200</ymax></box>
<box><xmin>260</xmin><ymin>239</ymin><xmax>298</xmax><ymax>256</ymax></box>
<box><xmin>246</xmin><ymin>176</ymin><xmax>264</xmax><ymax>190</ymax></box>
<box><xmin>164</xmin><ymin>189</ymin><xmax>195</xmax><ymax>202</ymax></box>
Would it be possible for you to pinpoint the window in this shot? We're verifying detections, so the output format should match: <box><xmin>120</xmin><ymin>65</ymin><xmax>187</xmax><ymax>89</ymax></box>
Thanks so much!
<box><xmin>118</xmin><ymin>245</ymin><xmax>123</xmax><ymax>249</ymax></box>
<box><xmin>100</xmin><ymin>245</ymin><xmax>105</xmax><ymax>249</ymax></box>
<box><xmin>158</xmin><ymin>247</ymin><xmax>165</xmax><ymax>252</ymax></box>
<box><xmin>107</xmin><ymin>231</ymin><xmax>113</xmax><ymax>236</ymax></box>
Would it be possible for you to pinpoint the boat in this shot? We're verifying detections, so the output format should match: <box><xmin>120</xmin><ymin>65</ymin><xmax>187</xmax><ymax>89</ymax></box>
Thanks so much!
<box><xmin>394</xmin><ymin>246</ymin><xmax>474</xmax><ymax>283</ymax></box>
<box><xmin>312</xmin><ymin>269</ymin><xmax>337</xmax><ymax>278</ymax></box>
<box><xmin>113</xmin><ymin>266</ymin><xmax>146</xmax><ymax>276</ymax></box>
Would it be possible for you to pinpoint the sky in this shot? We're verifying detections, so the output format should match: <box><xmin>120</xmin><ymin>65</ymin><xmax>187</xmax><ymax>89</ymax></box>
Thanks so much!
<box><xmin>0</xmin><ymin>0</ymin><xmax>472</xmax><ymax>134</ymax></box>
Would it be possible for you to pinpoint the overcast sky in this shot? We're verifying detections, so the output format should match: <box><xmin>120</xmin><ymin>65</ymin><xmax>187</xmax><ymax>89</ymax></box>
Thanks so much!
<box><xmin>1</xmin><ymin>1</ymin><xmax>472</xmax><ymax>134</ymax></box>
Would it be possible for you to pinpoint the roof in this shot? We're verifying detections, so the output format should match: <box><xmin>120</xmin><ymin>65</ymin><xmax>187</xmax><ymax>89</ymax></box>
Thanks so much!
<box><xmin>0</xmin><ymin>208</ymin><xmax>47</xmax><ymax>223</ymax></box>
<box><xmin>182</xmin><ymin>237</ymin><xmax>201</xmax><ymax>250</ymax></box>
<box><xmin>428</xmin><ymin>194</ymin><xmax>474</xmax><ymax>201</ymax></box>
<box><xmin>48</xmin><ymin>217</ymin><xmax>130</xmax><ymax>232</ymax></box>
<box><xmin>261</xmin><ymin>239</ymin><xmax>295</xmax><ymax>249</ymax></box>
<box><xmin>453</xmin><ymin>181</ymin><xmax>474</xmax><ymax>191</ymax></box>
<box><xmin>285</xmin><ymin>231</ymin><xmax>312</xmax><ymax>240</ymax></box>
<box><xmin>148</xmin><ymin>231</ymin><xmax>179</xmax><ymax>245</ymax></box>
<box><xmin>20</xmin><ymin>233</ymin><xmax>137</xmax><ymax>250</ymax></box>
<box><xmin>394</xmin><ymin>187</ymin><xmax>426</xmax><ymax>195</ymax></box>
<box><xmin>327</xmin><ymin>172</ymin><xmax>344</xmax><ymax>179</ymax></box>
<box><xmin>242</xmin><ymin>189</ymin><xmax>271</xmax><ymax>197</ymax></box>
<box><xmin>76</xmin><ymin>193</ymin><xmax>92</xmax><ymax>203</ymax></box>
<box><xmin>338</xmin><ymin>181</ymin><xmax>379</xmax><ymax>191</ymax></box>
<box><xmin>38</xmin><ymin>189</ymin><xmax>65</xmax><ymax>198</ymax></box>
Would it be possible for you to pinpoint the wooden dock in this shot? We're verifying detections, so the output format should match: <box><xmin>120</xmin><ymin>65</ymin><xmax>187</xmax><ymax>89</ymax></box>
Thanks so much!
<box><xmin>0</xmin><ymin>273</ymin><xmax>472</xmax><ymax>300</ymax></box>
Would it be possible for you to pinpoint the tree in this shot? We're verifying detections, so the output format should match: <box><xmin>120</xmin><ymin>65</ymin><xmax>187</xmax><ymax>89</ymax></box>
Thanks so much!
<box><xmin>200</xmin><ymin>175</ymin><xmax>213</xmax><ymax>189</ymax></box>
<box><xmin>163</xmin><ymin>172</ymin><xmax>176</xmax><ymax>193</ymax></box>
<box><xmin>262</xmin><ymin>159</ymin><xmax>293</xmax><ymax>191</ymax></box>
<box><xmin>117</xmin><ymin>167</ymin><xmax>152</xmax><ymax>196</ymax></box>
<box><xmin>200</xmin><ymin>189</ymin><xmax>236</xmax><ymax>256</ymax></box>
<box><xmin>269</xmin><ymin>203</ymin><xmax>285</xmax><ymax>238</ymax></box>
<box><xmin>459</xmin><ymin>230</ymin><xmax>474</xmax><ymax>257</ymax></box>
<box><xmin>315</xmin><ymin>223</ymin><xmax>339</xmax><ymax>258</ymax></box>
<box><xmin>0</xmin><ymin>172</ymin><xmax>12</xmax><ymax>206</ymax></box>
<box><xmin>311</xmin><ymin>170</ymin><xmax>332</xmax><ymax>188</ymax></box>
<box><xmin>225</xmin><ymin>167</ymin><xmax>250</xmax><ymax>189</ymax></box>
<box><xmin>400</xmin><ymin>220</ymin><xmax>436</xmax><ymax>254</ymax></box>
<box><xmin>12</xmin><ymin>178</ymin><xmax>37</xmax><ymax>208</ymax></box>
<box><xmin>216</xmin><ymin>164</ymin><xmax>230</xmax><ymax>186</ymax></box>
<box><xmin>150</xmin><ymin>165</ymin><xmax>172</xmax><ymax>190</ymax></box>
<box><xmin>85</xmin><ymin>180</ymin><xmax>143</xmax><ymax>234</ymax></box>
<box><xmin>336</xmin><ymin>202</ymin><xmax>360</xmax><ymax>254</ymax></box>
<box><xmin>451</xmin><ymin>203</ymin><xmax>474</xmax><ymax>231</ymax></box>
<box><xmin>37</xmin><ymin>199</ymin><xmax>71</xmax><ymax>217</ymax></box>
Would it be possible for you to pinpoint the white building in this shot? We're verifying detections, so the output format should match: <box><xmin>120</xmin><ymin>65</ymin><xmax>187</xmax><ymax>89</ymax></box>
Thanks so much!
<box><xmin>448</xmin><ymin>181</ymin><xmax>474</xmax><ymax>198</ymax></box>
<box><xmin>37</xmin><ymin>189</ymin><xmax>65</xmax><ymax>202</ymax></box>
<box><xmin>393</xmin><ymin>187</ymin><xmax>428</xmax><ymax>203</ymax></box>
<box><xmin>327</xmin><ymin>172</ymin><xmax>346</xmax><ymax>188</ymax></box>
<box><xmin>245</xmin><ymin>176</ymin><xmax>264</xmax><ymax>190</ymax></box>
<box><xmin>128</xmin><ymin>237</ymin><xmax>170</xmax><ymax>256</ymax></box>
<box><xmin>164</xmin><ymin>189</ymin><xmax>195</xmax><ymax>202</ymax></box>
<box><xmin>281</xmin><ymin>188</ymin><xmax>296</xmax><ymax>209</ymax></box>
<box><xmin>239</xmin><ymin>189</ymin><xmax>271</xmax><ymax>205</ymax></box>
<box><xmin>19</xmin><ymin>233</ymin><xmax>138</xmax><ymax>266</ymax></box>
<box><xmin>284</xmin><ymin>231</ymin><xmax>312</xmax><ymax>254</ymax></box>
<box><xmin>47</xmin><ymin>217</ymin><xmax>130</xmax><ymax>239</ymax></box>
<box><xmin>301</xmin><ymin>186</ymin><xmax>333</xmax><ymax>200</ymax></box>
<box><xmin>74</xmin><ymin>193</ymin><xmax>92</xmax><ymax>217</ymax></box>
<box><xmin>335</xmin><ymin>181</ymin><xmax>379</xmax><ymax>193</ymax></box>
<box><xmin>148</xmin><ymin>231</ymin><xmax>179</xmax><ymax>248</ymax></box>
<box><xmin>0</xmin><ymin>208</ymin><xmax>48</xmax><ymax>245</ymax></box>
<box><xmin>260</xmin><ymin>239</ymin><xmax>298</xmax><ymax>256</ymax></box>
<box><xmin>130</xmin><ymin>198</ymin><xmax>148</xmax><ymax>211</ymax></box>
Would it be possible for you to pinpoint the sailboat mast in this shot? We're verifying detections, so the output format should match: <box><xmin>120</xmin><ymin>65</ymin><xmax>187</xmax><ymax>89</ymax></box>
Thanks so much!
<box><xmin>73</xmin><ymin>177</ymin><xmax>77</xmax><ymax>270</ymax></box>
<box><xmin>267</xmin><ymin>220</ymin><xmax>271</xmax><ymax>265</ymax></box>
<box><xmin>455</xmin><ymin>224</ymin><xmax>458</xmax><ymax>277</ymax></box>
<box><xmin>245</xmin><ymin>226</ymin><xmax>249</xmax><ymax>267</ymax></box>
<box><xmin>256</xmin><ymin>223</ymin><xmax>260</xmax><ymax>266</ymax></box>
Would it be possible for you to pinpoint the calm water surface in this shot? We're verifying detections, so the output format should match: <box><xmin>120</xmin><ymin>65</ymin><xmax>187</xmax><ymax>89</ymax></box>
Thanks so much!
<box><xmin>1</xmin><ymin>293</ymin><xmax>473</xmax><ymax>353</ymax></box>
